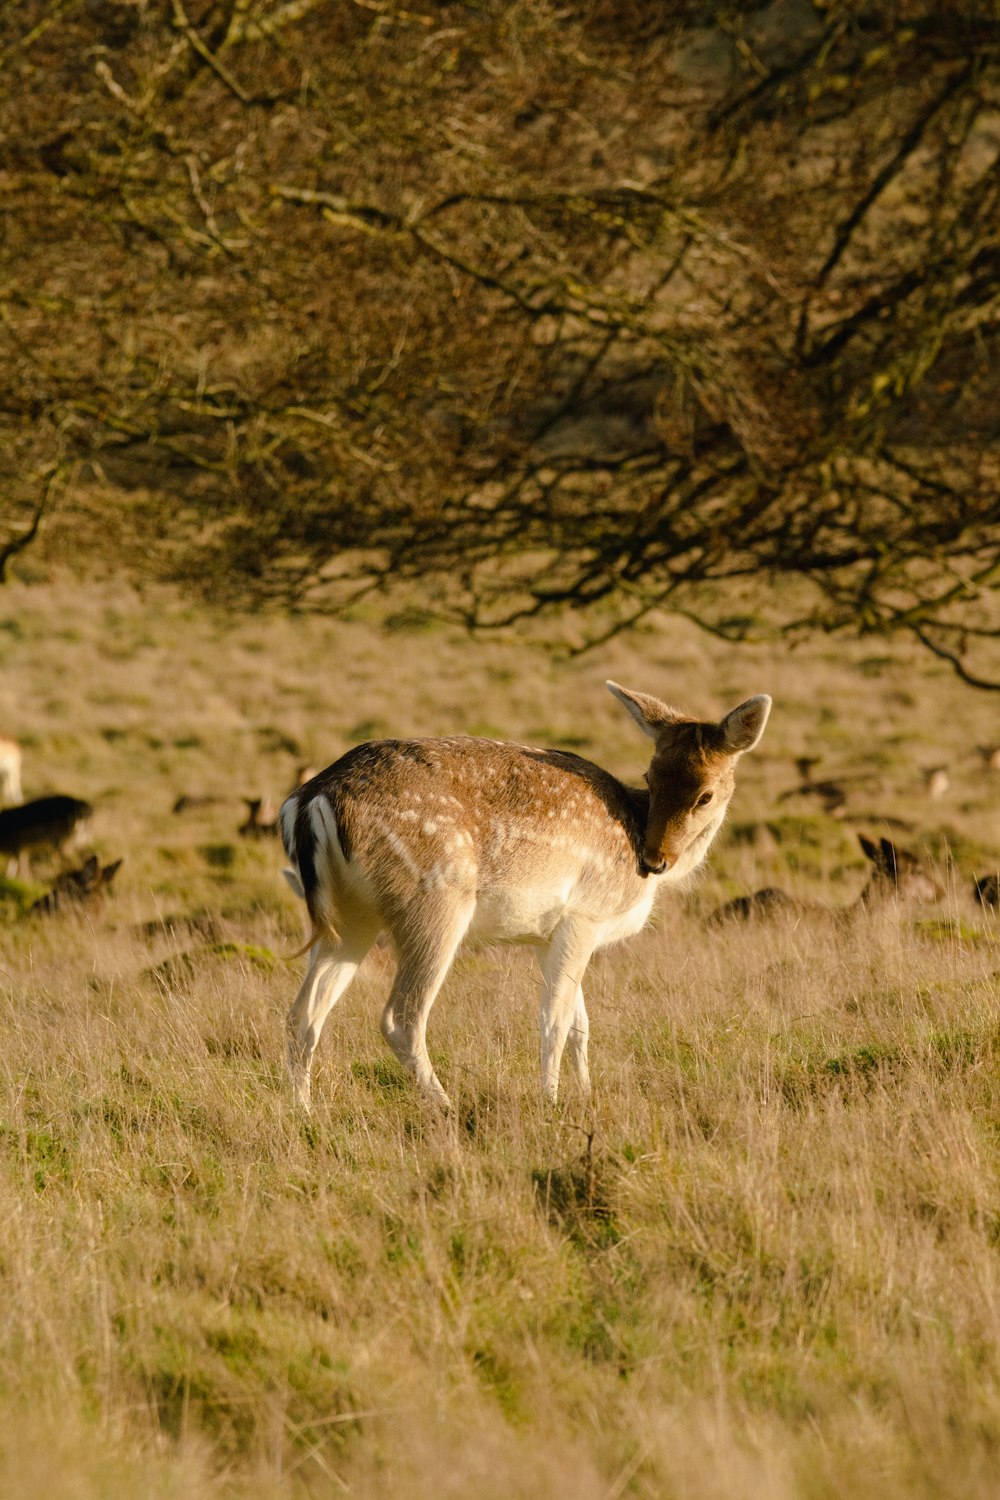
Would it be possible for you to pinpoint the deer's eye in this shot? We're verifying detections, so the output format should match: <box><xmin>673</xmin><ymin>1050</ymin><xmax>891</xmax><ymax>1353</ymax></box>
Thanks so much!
<box><xmin>696</xmin><ymin>790</ymin><xmax>714</xmax><ymax>808</ymax></box>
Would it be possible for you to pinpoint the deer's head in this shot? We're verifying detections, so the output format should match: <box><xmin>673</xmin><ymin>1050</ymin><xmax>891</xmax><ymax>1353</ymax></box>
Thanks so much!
<box><xmin>857</xmin><ymin>834</ymin><xmax>942</xmax><ymax>905</ymax></box>
<box><xmin>608</xmin><ymin>682</ymin><xmax>771</xmax><ymax>876</ymax></box>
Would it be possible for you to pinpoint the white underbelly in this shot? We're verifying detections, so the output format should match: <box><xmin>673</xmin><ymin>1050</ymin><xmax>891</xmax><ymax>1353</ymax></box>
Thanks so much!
<box><xmin>466</xmin><ymin>875</ymin><xmax>658</xmax><ymax>950</ymax></box>
<box><xmin>469</xmin><ymin>883</ymin><xmax>573</xmax><ymax>942</ymax></box>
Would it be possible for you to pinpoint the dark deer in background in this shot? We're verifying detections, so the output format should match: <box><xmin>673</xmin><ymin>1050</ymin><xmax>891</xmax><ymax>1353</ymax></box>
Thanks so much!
<box><xmin>30</xmin><ymin>855</ymin><xmax>123</xmax><ymax>915</ymax></box>
<box><xmin>0</xmin><ymin>795</ymin><xmax>92</xmax><ymax>877</ymax></box>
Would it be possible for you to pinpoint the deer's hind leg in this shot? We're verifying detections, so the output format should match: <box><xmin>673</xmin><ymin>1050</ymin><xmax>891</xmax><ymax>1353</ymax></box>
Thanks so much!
<box><xmin>287</xmin><ymin>922</ymin><xmax>379</xmax><ymax>1110</ymax></box>
<box><xmin>379</xmin><ymin>896</ymin><xmax>475</xmax><ymax>1109</ymax></box>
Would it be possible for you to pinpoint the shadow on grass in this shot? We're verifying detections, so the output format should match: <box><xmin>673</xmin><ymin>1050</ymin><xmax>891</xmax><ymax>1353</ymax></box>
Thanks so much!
<box><xmin>532</xmin><ymin>1125</ymin><xmax>623</xmax><ymax>1252</ymax></box>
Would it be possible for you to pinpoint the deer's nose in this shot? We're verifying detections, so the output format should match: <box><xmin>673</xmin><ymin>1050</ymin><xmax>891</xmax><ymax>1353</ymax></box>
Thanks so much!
<box><xmin>642</xmin><ymin>854</ymin><xmax>670</xmax><ymax>876</ymax></box>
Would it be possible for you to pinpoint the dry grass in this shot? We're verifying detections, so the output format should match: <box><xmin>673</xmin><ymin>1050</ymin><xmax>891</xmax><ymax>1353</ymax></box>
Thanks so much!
<box><xmin>1</xmin><ymin>574</ymin><xmax>999</xmax><ymax>1498</ymax></box>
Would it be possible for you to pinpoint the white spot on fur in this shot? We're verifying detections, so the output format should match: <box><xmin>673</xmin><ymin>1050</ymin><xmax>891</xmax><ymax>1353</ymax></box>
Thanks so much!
<box><xmin>381</xmin><ymin>823</ymin><xmax>420</xmax><ymax>878</ymax></box>
<box><xmin>422</xmin><ymin>859</ymin><xmax>473</xmax><ymax>890</ymax></box>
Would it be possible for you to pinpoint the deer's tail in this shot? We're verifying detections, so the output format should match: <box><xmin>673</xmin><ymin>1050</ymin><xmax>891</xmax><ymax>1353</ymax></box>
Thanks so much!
<box><xmin>280</xmin><ymin>793</ymin><xmax>342</xmax><ymax>954</ymax></box>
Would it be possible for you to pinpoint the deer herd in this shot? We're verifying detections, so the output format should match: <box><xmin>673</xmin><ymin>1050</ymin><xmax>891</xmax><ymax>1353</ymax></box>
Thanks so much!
<box><xmin>1</xmin><ymin>679</ymin><xmax>997</xmax><ymax>1110</ymax></box>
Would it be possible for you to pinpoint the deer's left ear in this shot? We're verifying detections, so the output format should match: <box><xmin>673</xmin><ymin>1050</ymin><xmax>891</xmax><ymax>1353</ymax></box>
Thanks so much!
<box><xmin>719</xmin><ymin>695</ymin><xmax>771</xmax><ymax>754</ymax></box>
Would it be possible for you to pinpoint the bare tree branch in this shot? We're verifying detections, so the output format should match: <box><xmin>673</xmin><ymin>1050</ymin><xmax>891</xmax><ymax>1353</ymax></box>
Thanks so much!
<box><xmin>2</xmin><ymin>1</ymin><xmax>999</xmax><ymax>686</ymax></box>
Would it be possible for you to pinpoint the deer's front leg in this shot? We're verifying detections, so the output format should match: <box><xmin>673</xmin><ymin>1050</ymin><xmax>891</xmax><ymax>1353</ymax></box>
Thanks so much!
<box><xmin>539</xmin><ymin>921</ymin><xmax>596</xmax><ymax>1103</ymax></box>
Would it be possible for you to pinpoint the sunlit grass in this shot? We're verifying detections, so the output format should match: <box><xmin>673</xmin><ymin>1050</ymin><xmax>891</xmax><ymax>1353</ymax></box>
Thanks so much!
<box><xmin>1</xmin><ymin>575</ymin><xmax>999</xmax><ymax>1497</ymax></box>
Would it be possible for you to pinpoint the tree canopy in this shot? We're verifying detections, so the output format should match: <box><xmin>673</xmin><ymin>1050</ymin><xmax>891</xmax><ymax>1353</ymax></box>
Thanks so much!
<box><xmin>3</xmin><ymin>1</ymin><xmax>999</xmax><ymax>681</ymax></box>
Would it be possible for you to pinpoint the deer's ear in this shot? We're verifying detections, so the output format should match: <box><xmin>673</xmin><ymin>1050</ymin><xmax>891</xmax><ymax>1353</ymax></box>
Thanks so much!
<box><xmin>606</xmin><ymin>681</ymin><xmax>685</xmax><ymax>740</ymax></box>
<box><xmin>858</xmin><ymin>834</ymin><xmax>879</xmax><ymax>866</ymax></box>
<box><xmin>719</xmin><ymin>695</ymin><xmax>771</xmax><ymax>754</ymax></box>
<box><xmin>880</xmin><ymin>837</ymin><xmax>902</xmax><ymax>873</ymax></box>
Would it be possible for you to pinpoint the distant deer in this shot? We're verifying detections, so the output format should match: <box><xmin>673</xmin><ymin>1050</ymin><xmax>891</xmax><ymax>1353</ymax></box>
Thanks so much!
<box><xmin>0</xmin><ymin>795</ymin><xmax>92</xmax><ymax>876</ymax></box>
<box><xmin>30</xmin><ymin>854</ymin><xmax>123</xmax><ymax>914</ymax></box>
<box><xmin>278</xmin><ymin>682</ymin><xmax>771</xmax><ymax>1110</ymax></box>
<box><xmin>709</xmin><ymin>833</ymin><xmax>942</xmax><ymax>923</ymax></box>
<box><xmin>173</xmin><ymin>792</ymin><xmax>229</xmax><ymax>814</ymax></box>
<box><xmin>778</xmin><ymin>758</ymin><xmax>848</xmax><ymax>817</ymax></box>
<box><xmin>0</xmin><ymin>735</ymin><xmax>23</xmax><ymax>806</ymax></box>
<box><xmin>239</xmin><ymin>795</ymin><xmax>280</xmax><ymax>839</ymax></box>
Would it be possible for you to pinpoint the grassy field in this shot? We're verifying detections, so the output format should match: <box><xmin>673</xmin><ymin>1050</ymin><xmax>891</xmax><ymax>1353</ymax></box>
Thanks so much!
<box><xmin>1</xmin><ymin>574</ymin><xmax>999</xmax><ymax>1499</ymax></box>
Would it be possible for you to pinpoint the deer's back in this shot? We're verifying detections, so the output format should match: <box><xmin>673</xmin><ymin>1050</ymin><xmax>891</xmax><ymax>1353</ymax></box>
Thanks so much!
<box><xmin>0</xmin><ymin>795</ymin><xmax>91</xmax><ymax>854</ymax></box>
<box><xmin>287</xmin><ymin>737</ymin><xmax>653</xmax><ymax>941</ymax></box>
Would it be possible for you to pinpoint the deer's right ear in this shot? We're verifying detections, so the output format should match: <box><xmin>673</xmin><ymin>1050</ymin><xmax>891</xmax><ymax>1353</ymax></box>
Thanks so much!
<box><xmin>606</xmin><ymin>681</ymin><xmax>685</xmax><ymax>740</ymax></box>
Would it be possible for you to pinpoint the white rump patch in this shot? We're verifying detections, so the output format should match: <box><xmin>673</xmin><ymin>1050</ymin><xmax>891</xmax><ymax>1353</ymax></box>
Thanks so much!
<box><xmin>279</xmin><ymin>795</ymin><xmax>299</xmax><ymax>856</ymax></box>
<box><xmin>309</xmin><ymin>796</ymin><xmax>343</xmax><ymax>859</ymax></box>
<box><xmin>307</xmin><ymin>797</ymin><xmax>350</xmax><ymax>921</ymax></box>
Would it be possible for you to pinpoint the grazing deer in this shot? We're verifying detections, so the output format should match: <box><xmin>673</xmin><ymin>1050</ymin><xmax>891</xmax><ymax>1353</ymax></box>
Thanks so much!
<box><xmin>278</xmin><ymin>682</ymin><xmax>771</xmax><ymax>1110</ymax></box>
<box><xmin>173</xmin><ymin>792</ymin><xmax>229</xmax><ymax>814</ymax></box>
<box><xmin>0</xmin><ymin>794</ymin><xmax>92</xmax><ymax>876</ymax></box>
<box><xmin>709</xmin><ymin>833</ymin><xmax>942</xmax><ymax>923</ymax></box>
<box><xmin>0</xmin><ymin>735</ymin><xmax>23</xmax><ymax>806</ymax></box>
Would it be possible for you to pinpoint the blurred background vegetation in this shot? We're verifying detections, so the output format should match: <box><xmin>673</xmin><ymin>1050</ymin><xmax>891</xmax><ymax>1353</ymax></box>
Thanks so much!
<box><xmin>2</xmin><ymin>0</ymin><xmax>999</xmax><ymax>678</ymax></box>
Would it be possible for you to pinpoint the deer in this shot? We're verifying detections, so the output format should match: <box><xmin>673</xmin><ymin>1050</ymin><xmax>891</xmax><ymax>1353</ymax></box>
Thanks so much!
<box><xmin>30</xmin><ymin>854</ymin><xmax>123</xmax><ymax>915</ymax></box>
<box><xmin>239</xmin><ymin>795</ymin><xmax>280</xmax><ymax>839</ymax></box>
<box><xmin>0</xmin><ymin>735</ymin><xmax>23</xmax><ymax>807</ymax></box>
<box><xmin>0</xmin><ymin>794</ymin><xmax>92</xmax><ymax>877</ymax></box>
<box><xmin>278</xmin><ymin>682</ymin><xmax>771</xmax><ymax>1111</ymax></box>
<box><xmin>709</xmin><ymin>833</ymin><xmax>942</xmax><ymax>923</ymax></box>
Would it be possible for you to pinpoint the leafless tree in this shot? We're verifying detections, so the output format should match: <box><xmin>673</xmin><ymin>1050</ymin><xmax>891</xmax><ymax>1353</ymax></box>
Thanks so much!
<box><xmin>3</xmin><ymin>2</ymin><xmax>998</xmax><ymax>681</ymax></box>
